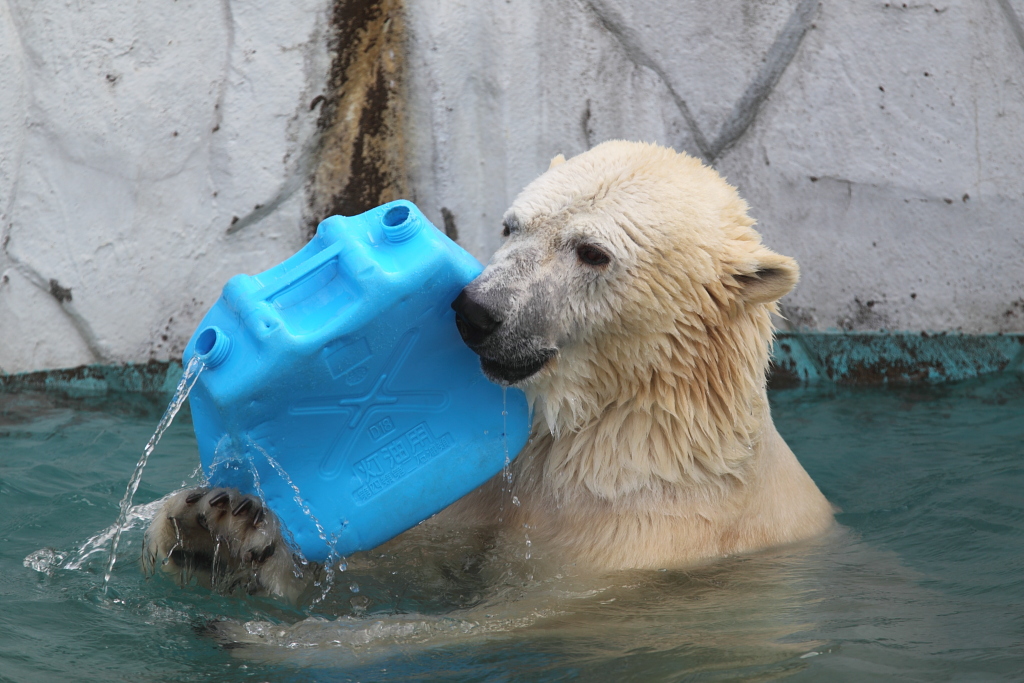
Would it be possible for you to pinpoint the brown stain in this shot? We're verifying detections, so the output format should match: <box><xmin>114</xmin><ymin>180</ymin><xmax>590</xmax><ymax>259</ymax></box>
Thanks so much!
<box><xmin>766</xmin><ymin>357</ymin><xmax>802</xmax><ymax>390</ymax></box>
<box><xmin>439</xmin><ymin>207</ymin><xmax>459</xmax><ymax>242</ymax></box>
<box><xmin>306</xmin><ymin>0</ymin><xmax>409</xmax><ymax>239</ymax></box>
<box><xmin>830</xmin><ymin>358</ymin><xmax>939</xmax><ymax>385</ymax></box>
<box><xmin>766</xmin><ymin>341</ymin><xmax>807</xmax><ymax>390</ymax></box>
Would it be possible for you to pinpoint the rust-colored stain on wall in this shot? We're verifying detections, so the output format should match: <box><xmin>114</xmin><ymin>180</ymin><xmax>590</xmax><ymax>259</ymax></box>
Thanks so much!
<box><xmin>307</xmin><ymin>0</ymin><xmax>408</xmax><ymax>239</ymax></box>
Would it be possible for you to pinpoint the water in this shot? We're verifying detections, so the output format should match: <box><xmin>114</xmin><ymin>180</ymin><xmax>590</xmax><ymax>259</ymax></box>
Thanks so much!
<box><xmin>103</xmin><ymin>355</ymin><xmax>205</xmax><ymax>588</ymax></box>
<box><xmin>499</xmin><ymin>387</ymin><xmax>512</xmax><ymax>523</ymax></box>
<box><xmin>2</xmin><ymin>372</ymin><xmax>1024</xmax><ymax>681</ymax></box>
<box><xmin>250</xmin><ymin>443</ymin><xmax>340</xmax><ymax>604</ymax></box>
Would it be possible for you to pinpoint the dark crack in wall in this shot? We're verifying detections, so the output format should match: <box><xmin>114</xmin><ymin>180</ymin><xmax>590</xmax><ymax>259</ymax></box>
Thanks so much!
<box><xmin>306</xmin><ymin>0</ymin><xmax>409</xmax><ymax>239</ymax></box>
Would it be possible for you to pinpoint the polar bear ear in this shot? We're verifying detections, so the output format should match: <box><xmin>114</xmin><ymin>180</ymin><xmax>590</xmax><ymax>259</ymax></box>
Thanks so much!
<box><xmin>734</xmin><ymin>251</ymin><xmax>800</xmax><ymax>305</ymax></box>
<box><xmin>548</xmin><ymin>154</ymin><xmax>566</xmax><ymax>170</ymax></box>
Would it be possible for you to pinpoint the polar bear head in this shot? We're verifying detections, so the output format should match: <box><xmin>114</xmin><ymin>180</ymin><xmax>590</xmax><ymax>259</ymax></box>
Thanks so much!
<box><xmin>452</xmin><ymin>140</ymin><xmax>798</xmax><ymax>435</ymax></box>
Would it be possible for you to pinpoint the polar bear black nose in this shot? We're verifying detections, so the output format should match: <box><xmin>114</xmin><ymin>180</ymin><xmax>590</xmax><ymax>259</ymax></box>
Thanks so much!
<box><xmin>452</xmin><ymin>288</ymin><xmax>502</xmax><ymax>346</ymax></box>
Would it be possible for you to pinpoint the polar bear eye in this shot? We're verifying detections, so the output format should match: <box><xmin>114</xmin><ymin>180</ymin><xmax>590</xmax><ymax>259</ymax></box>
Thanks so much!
<box><xmin>576</xmin><ymin>244</ymin><xmax>611</xmax><ymax>267</ymax></box>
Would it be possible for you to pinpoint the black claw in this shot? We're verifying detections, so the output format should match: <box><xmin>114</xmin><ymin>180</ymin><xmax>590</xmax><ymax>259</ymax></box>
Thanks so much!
<box><xmin>169</xmin><ymin>548</ymin><xmax>213</xmax><ymax>570</ymax></box>
<box><xmin>185</xmin><ymin>489</ymin><xmax>208</xmax><ymax>505</ymax></box>
<box><xmin>232</xmin><ymin>498</ymin><xmax>255</xmax><ymax>517</ymax></box>
<box><xmin>246</xmin><ymin>542</ymin><xmax>276</xmax><ymax>565</ymax></box>
<box><xmin>252</xmin><ymin>507</ymin><xmax>265</xmax><ymax>527</ymax></box>
<box><xmin>208</xmin><ymin>491</ymin><xmax>230</xmax><ymax>508</ymax></box>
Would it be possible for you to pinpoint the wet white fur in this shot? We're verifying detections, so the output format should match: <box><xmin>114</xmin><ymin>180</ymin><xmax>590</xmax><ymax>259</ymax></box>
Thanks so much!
<box><xmin>441</xmin><ymin>140</ymin><xmax>834</xmax><ymax>570</ymax></box>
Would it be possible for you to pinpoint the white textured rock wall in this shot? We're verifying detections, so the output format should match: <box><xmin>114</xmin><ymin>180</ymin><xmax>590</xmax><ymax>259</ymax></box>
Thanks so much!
<box><xmin>406</xmin><ymin>0</ymin><xmax>1024</xmax><ymax>334</ymax></box>
<box><xmin>3</xmin><ymin>0</ymin><xmax>1023</xmax><ymax>374</ymax></box>
<box><xmin>0</xmin><ymin>0</ymin><xmax>330</xmax><ymax>373</ymax></box>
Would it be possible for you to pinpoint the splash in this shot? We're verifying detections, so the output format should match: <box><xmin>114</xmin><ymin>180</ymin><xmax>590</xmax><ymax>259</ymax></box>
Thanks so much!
<box><xmin>103</xmin><ymin>355</ymin><xmax>206</xmax><ymax>589</ymax></box>
<box><xmin>58</xmin><ymin>497</ymin><xmax>168</xmax><ymax>572</ymax></box>
<box><xmin>250</xmin><ymin>443</ymin><xmax>341</xmax><ymax>605</ymax></box>
<box><xmin>23</xmin><ymin>548</ymin><xmax>67</xmax><ymax>575</ymax></box>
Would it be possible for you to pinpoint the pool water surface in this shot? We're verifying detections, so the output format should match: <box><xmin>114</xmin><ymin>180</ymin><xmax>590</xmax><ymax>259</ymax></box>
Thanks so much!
<box><xmin>1</xmin><ymin>372</ymin><xmax>1022</xmax><ymax>681</ymax></box>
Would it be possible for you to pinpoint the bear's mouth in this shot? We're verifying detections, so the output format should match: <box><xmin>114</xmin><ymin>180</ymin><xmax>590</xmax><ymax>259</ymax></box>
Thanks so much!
<box><xmin>479</xmin><ymin>350</ymin><xmax>555</xmax><ymax>385</ymax></box>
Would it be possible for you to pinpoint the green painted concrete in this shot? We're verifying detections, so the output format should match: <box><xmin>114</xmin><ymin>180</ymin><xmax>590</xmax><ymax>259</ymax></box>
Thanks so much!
<box><xmin>1</xmin><ymin>333</ymin><xmax>1022</xmax><ymax>396</ymax></box>
<box><xmin>771</xmin><ymin>332</ymin><xmax>1024</xmax><ymax>386</ymax></box>
<box><xmin>0</xmin><ymin>361</ymin><xmax>183</xmax><ymax>396</ymax></box>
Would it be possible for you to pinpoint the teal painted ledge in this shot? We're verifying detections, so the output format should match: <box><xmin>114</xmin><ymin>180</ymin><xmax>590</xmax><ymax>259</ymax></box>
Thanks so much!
<box><xmin>770</xmin><ymin>332</ymin><xmax>1024</xmax><ymax>387</ymax></box>
<box><xmin>1</xmin><ymin>333</ymin><xmax>1022</xmax><ymax>396</ymax></box>
<box><xmin>0</xmin><ymin>361</ymin><xmax>184</xmax><ymax>396</ymax></box>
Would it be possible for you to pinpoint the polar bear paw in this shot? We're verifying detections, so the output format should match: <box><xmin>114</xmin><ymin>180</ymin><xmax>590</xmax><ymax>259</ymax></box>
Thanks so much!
<box><xmin>143</xmin><ymin>487</ymin><xmax>318</xmax><ymax>602</ymax></box>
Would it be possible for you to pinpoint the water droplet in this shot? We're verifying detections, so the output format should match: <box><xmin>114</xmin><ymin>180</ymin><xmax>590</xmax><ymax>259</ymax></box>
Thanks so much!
<box><xmin>349</xmin><ymin>582</ymin><xmax>360</xmax><ymax>593</ymax></box>
<box><xmin>350</xmin><ymin>595</ymin><xmax>369</xmax><ymax>613</ymax></box>
<box><xmin>512</xmin><ymin>496</ymin><xmax>520</xmax><ymax>506</ymax></box>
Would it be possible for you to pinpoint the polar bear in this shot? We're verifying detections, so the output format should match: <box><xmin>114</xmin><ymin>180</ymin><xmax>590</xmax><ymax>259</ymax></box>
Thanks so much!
<box><xmin>145</xmin><ymin>140</ymin><xmax>833</xmax><ymax>597</ymax></box>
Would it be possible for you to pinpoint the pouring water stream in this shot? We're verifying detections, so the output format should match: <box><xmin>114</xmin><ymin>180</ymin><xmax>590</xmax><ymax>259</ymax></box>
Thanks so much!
<box><xmin>101</xmin><ymin>351</ymin><xmax>341</xmax><ymax>601</ymax></box>
<box><xmin>103</xmin><ymin>354</ymin><xmax>206</xmax><ymax>590</ymax></box>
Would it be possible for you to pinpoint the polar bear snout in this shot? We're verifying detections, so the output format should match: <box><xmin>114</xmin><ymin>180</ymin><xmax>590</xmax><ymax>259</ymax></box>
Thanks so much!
<box><xmin>450</xmin><ymin>271</ymin><xmax>559</xmax><ymax>386</ymax></box>
<box><xmin>452</xmin><ymin>288</ymin><xmax>502</xmax><ymax>346</ymax></box>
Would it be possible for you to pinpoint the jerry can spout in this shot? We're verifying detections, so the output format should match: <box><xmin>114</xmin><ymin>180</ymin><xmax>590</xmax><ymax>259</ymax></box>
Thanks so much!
<box><xmin>193</xmin><ymin>326</ymin><xmax>231</xmax><ymax>368</ymax></box>
<box><xmin>381</xmin><ymin>204</ymin><xmax>420</xmax><ymax>243</ymax></box>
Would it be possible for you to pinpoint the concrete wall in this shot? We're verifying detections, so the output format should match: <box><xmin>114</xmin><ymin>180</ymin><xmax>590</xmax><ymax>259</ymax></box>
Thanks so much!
<box><xmin>0</xmin><ymin>0</ymin><xmax>331</xmax><ymax>373</ymax></box>
<box><xmin>2</xmin><ymin>0</ymin><xmax>1023</xmax><ymax>374</ymax></box>
<box><xmin>405</xmin><ymin>0</ymin><xmax>1024</xmax><ymax>335</ymax></box>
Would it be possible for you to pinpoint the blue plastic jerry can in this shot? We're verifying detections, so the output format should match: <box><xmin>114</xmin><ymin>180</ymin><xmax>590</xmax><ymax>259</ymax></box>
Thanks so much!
<box><xmin>182</xmin><ymin>201</ymin><xmax>530</xmax><ymax>562</ymax></box>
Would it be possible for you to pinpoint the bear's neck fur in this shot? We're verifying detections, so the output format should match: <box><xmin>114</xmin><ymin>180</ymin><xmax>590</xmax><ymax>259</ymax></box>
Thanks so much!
<box><xmin>523</xmin><ymin>295</ymin><xmax>777</xmax><ymax>503</ymax></box>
